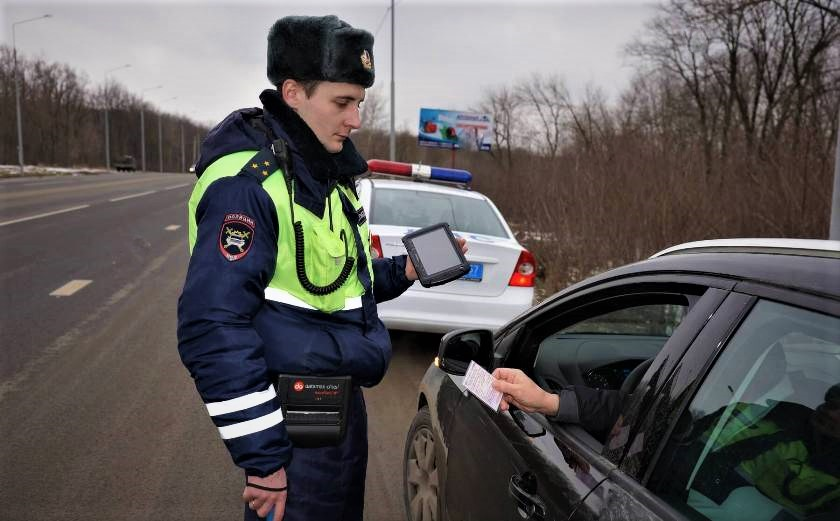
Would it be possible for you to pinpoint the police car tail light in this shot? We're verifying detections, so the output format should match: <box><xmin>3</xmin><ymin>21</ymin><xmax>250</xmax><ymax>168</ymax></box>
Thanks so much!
<box><xmin>509</xmin><ymin>249</ymin><xmax>536</xmax><ymax>287</ymax></box>
<box><xmin>367</xmin><ymin>159</ymin><xmax>472</xmax><ymax>184</ymax></box>
<box><xmin>370</xmin><ymin>234</ymin><xmax>383</xmax><ymax>259</ymax></box>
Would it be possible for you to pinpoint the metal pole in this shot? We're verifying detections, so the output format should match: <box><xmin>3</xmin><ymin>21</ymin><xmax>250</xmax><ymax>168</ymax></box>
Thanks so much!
<box><xmin>389</xmin><ymin>0</ymin><xmax>395</xmax><ymax>161</ymax></box>
<box><xmin>157</xmin><ymin>96</ymin><xmax>177</xmax><ymax>173</ymax></box>
<box><xmin>830</xmin><ymin>107</ymin><xmax>840</xmax><ymax>240</ymax></box>
<box><xmin>141</xmin><ymin>107</ymin><xmax>146</xmax><ymax>172</ymax></box>
<box><xmin>139</xmin><ymin>85</ymin><xmax>163</xmax><ymax>173</ymax></box>
<box><xmin>105</xmin><ymin>109</ymin><xmax>111</xmax><ymax>170</ymax></box>
<box><xmin>180</xmin><ymin>121</ymin><xmax>185</xmax><ymax>173</ymax></box>
<box><xmin>104</xmin><ymin>64</ymin><xmax>131</xmax><ymax>170</ymax></box>
<box><xmin>11</xmin><ymin>15</ymin><xmax>52</xmax><ymax>175</ymax></box>
<box><xmin>158</xmin><ymin>114</ymin><xmax>163</xmax><ymax>173</ymax></box>
<box><xmin>13</xmin><ymin>25</ymin><xmax>23</xmax><ymax>174</ymax></box>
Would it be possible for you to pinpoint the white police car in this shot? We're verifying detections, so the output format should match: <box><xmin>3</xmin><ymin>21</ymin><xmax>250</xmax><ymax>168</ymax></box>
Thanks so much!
<box><xmin>356</xmin><ymin>160</ymin><xmax>535</xmax><ymax>333</ymax></box>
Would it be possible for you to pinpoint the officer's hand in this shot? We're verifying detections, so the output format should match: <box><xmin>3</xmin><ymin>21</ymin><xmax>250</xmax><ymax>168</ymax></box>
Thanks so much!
<box><xmin>243</xmin><ymin>468</ymin><xmax>288</xmax><ymax>520</ymax></box>
<box><xmin>492</xmin><ymin>367</ymin><xmax>559</xmax><ymax>415</ymax></box>
<box><xmin>405</xmin><ymin>237</ymin><xmax>467</xmax><ymax>281</ymax></box>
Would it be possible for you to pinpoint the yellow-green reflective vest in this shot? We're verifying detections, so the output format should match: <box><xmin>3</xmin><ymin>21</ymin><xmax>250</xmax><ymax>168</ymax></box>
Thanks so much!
<box><xmin>700</xmin><ymin>402</ymin><xmax>840</xmax><ymax>515</ymax></box>
<box><xmin>188</xmin><ymin>150</ymin><xmax>374</xmax><ymax>313</ymax></box>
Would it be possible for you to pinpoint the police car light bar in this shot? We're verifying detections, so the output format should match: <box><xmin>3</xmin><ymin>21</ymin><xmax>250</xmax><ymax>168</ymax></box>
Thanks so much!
<box><xmin>367</xmin><ymin>159</ymin><xmax>472</xmax><ymax>184</ymax></box>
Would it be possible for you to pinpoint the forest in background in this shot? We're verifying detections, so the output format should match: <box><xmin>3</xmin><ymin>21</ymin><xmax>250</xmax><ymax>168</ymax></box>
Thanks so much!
<box><xmin>0</xmin><ymin>47</ymin><xmax>208</xmax><ymax>173</ymax></box>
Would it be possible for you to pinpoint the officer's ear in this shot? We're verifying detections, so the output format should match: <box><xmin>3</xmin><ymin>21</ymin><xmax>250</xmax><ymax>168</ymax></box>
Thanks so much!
<box><xmin>281</xmin><ymin>79</ymin><xmax>305</xmax><ymax>110</ymax></box>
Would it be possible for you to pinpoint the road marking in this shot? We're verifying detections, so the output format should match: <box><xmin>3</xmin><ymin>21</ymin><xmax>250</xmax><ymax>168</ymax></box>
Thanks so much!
<box><xmin>50</xmin><ymin>279</ymin><xmax>92</xmax><ymax>297</ymax></box>
<box><xmin>109</xmin><ymin>190</ymin><xmax>156</xmax><ymax>202</ymax></box>
<box><xmin>165</xmin><ymin>225</ymin><xmax>181</xmax><ymax>231</ymax></box>
<box><xmin>22</xmin><ymin>180</ymin><xmax>68</xmax><ymax>187</ymax></box>
<box><xmin>0</xmin><ymin>204</ymin><xmax>90</xmax><ymax>227</ymax></box>
<box><xmin>163</xmin><ymin>183</ymin><xmax>192</xmax><ymax>190</ymax></box>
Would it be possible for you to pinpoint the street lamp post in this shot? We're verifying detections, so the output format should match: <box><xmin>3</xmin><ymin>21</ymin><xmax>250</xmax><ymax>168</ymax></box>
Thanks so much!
<box><xmin>104</xmin><ymin>64</ymin><xmax>131</xmax><ymax>170</ymax></box>
<box><xmin>12</xmin><ymin>14</ymin><xmax>52</xmax><ymax>174</ymax></box>
<box><xmin>139</xmin><ymin>85</ymin><xmax>162</xmax><ymax>172</ymax></box>
<box><xmin>389</xmin><ymin>0</ymin><xmax>396</xmax><ymax>161</ymax></box>
<box><xmin>180</xmin><ymin>119</ymin><xmax>186</xmax><ymax>173</ymax></box>
<box><xmin>159</xmin><ymin>96</ymin><xmax>177</xmax><ymax>173</ymax></box>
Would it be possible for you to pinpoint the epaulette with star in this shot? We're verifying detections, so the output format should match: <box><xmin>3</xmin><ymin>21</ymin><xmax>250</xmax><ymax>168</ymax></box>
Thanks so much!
<box><xmin>238</xmin><ymin>147</ymin><xmax>281</xmax><ymax>183</ymax></box>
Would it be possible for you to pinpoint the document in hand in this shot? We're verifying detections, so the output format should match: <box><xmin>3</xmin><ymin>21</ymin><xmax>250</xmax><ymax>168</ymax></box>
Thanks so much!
<box><xmin>463</xmin><ymin>361</ymin><xmax>502</xmax><ymax>411</ymax></box>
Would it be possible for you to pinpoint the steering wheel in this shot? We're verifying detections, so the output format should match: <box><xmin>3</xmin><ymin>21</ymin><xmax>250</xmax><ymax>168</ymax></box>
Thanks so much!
<box><xmin>619</xmin><ymin>358</ymin><xmax>654</xmax><ymax>396</ymax></box>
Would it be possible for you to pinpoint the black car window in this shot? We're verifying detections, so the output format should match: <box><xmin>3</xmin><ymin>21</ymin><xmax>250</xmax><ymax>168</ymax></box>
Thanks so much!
<box><xmin>531</xmin><ymin>294</ymin><xmax>690</xmax><ymax>441</ymax></box>
<box><xmin>649</xmin><ymin>300</ymin><xmax>840</xmax><ymax>521</ymax></box>
<box><xmin>369</xmin><ymin>188</ymin><xmax>509</xmax><ymax>238</ymax></box>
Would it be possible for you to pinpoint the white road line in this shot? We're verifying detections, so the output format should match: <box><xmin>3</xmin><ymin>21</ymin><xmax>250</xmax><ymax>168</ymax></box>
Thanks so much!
<box><xmin>22</xmin><ymin>180</ymin><xmax>68</xmax><ymax>187</ymax></box>
<box><xmin>50</xmin><ymin>279</ymin><xmax>92</xmax><ymax>297</ymax></box>
<box><xmin>0</xmin><ymin>204</ymin><xmax>90</xmax><ymax>227</ymax></box>
<box><xmin>165</xmin><ymin>225</ymin><xmax>181</xmax><ymax>231</ymax></box>
<box><xmin>109</xmin><ymin>190</ymin><xmax>156</xmax><ymax>202</ymax></box>
<box><xmin>163</xmin><ymin>183</ymin><xmax>192</xmax><ymax>190</ymax></box>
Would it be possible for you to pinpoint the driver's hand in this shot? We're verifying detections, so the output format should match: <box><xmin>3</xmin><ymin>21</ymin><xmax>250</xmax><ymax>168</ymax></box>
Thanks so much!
<box><xmin>492</xmin><ymin>368</ymin><xmax>559</xmax><ymax>415</ymax></box>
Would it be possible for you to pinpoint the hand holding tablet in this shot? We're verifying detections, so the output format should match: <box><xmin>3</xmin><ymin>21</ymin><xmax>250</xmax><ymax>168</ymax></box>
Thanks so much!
<box><xmin>402</xmin><ymin>223</ymin><xmax>470</xmax><ymax>288</ymax></box>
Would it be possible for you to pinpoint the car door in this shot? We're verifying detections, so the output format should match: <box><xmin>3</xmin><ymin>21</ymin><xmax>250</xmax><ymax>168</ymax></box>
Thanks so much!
<box><xmin>576</xmin><ymin>288</ymin><xmax>840</xmax><ymax>521</ymax></box>
<box><xmin>442</xmin><ymin>277</ymin><xmax>730</xmax><ymax>521</ymax></box>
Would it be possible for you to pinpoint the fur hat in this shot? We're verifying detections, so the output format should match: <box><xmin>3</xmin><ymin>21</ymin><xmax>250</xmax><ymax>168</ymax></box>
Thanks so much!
<box><xmin>267</xmin><ymin>15</ymin><xmax>375</xmax><ymax>88</ymax></box>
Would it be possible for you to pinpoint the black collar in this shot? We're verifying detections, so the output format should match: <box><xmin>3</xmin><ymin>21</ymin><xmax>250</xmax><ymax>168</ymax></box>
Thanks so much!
<box><xmin>259</xmin><ymin>89</ymin><xmax>368</xmax><ymax>184</ymax></box>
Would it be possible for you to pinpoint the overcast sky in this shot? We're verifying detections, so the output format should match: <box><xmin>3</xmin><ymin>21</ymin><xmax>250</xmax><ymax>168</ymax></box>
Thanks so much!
<box><xmin>2</xmin><ymin>0</ymin><xmax>658</xmax><ymax>131</ymax></box>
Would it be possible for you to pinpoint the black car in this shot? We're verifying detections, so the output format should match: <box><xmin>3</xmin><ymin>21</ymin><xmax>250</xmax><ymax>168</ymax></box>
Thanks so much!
<box><xmin>403</xmin><ymin>239</ymin><xmax>840</xmax><ymax>521</ymax></box>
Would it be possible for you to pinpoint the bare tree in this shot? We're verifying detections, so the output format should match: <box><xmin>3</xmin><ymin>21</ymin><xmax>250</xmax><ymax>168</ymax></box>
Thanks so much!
<box><xmin>477</xmin><ymin>85</ymin><xmax>521</xmax><ymax>169</ymax></box>
<box><xmin>0</xmin><ymin>45</ymin><xmax>209</xmax><ymax>170</ymax></box>
<box><xmin>516</xmin><ymin>74</ymin><xmax>570</xmax><ymax>159</ymax></box>
<box><xmin>360</xmin><ymin>84</ymin><xmax>387</xmax><ymax>131</ymax></box>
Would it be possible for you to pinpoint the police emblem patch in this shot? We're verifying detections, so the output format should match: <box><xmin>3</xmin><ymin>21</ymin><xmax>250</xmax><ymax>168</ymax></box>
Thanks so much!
<box><xmin>219</xmin><ymin>213</ymin><xmax>255</xmax><ymax>261</ymax></box>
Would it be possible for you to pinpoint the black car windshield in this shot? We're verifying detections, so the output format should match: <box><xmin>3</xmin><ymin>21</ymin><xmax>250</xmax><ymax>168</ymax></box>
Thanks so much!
<box><xmin>371</xmin><ymin>188</ymin><xmax>509</xmax><ymax>238</ymax></box>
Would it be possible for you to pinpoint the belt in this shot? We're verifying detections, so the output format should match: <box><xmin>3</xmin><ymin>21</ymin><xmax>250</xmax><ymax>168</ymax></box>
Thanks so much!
<box><xmin>264</xmin><ymin>287</ymin><xmax>363</xmax><ymax>311</ymax></box>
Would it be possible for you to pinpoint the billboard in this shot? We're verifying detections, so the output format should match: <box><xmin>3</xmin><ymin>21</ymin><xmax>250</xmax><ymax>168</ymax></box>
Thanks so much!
<box><xmin>418</xmin><ymin>108</ymin><xmax>494</xmax><ymax>151</ymax></box>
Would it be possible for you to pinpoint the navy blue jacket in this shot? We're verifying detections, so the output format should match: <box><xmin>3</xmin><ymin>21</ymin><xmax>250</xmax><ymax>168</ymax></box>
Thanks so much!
<box><xmin>177</xmin><ymin>90</ymin><xmax>413</xmax><ymax>477</ymax></box>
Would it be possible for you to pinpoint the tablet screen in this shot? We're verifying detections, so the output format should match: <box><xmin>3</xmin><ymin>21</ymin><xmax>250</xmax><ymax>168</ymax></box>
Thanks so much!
<box><xmin>411</xmin><ymin>226</ymin><xmax>462</xmax><ymax>275</ymax></box>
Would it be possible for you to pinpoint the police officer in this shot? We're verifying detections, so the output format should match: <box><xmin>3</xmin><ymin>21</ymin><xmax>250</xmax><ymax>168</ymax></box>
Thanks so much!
<box><xmin>177</xmin><ymin>15</ymin><xmax>463</xmax><ymax>521</ymax></box>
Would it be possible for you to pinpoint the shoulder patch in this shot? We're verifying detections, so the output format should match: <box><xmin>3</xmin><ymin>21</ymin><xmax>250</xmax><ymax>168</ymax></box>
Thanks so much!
<box><xmin>219</xmin><ymin>213</ymin><xmax>256</xmax><ymax>261</ymax></box>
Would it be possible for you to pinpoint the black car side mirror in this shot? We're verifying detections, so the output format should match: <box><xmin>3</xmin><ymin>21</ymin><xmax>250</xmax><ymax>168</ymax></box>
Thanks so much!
<box><xmin>437</xmin><ymin>329</ymin><xmax>494</xmax><ymax>375</ymax></box>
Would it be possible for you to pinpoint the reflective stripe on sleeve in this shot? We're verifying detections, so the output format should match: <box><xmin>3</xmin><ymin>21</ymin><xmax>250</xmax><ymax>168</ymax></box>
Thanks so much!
<box><xmin>217</xmin><ymin>409</ymin><xmax>285</xmax><ymax>440</ymax></box>
<box><xmin>205</xmin><ymin>386</ymin><xmax>276</xmax><ymax>417</ymax></box>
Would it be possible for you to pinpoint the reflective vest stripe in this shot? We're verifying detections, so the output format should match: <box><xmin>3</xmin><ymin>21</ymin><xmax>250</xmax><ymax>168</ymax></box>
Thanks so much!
<box><xmin>264</xmin><ymin>287</ymin><xmax>363</xmax><ymax>310</ymax></box>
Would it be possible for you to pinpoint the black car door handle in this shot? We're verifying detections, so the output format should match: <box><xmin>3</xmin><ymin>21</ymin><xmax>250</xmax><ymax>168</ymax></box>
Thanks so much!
<box><xmin>508</xmin><ymin>472</ymin><xmax>548</xmax><ymax>521</ymax></box>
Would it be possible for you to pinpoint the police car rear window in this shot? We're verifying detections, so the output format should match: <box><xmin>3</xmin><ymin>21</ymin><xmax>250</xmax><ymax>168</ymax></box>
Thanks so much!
<box><xmin>370</xmin><ymin>188</ymin><xmax>508</xmax><ymax>238</ymax></box>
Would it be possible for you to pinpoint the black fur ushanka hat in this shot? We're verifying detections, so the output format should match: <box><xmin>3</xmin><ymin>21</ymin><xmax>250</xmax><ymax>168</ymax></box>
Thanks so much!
<box><xmin>267</xmin><ymin>15</ymin><xmax>375</xmax><ymax>88</ymax></box>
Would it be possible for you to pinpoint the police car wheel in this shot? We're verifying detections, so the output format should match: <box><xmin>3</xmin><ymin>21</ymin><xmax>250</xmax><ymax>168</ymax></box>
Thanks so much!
<box><xmin>403</xmin><ymin>406</ymin><xmax>439</xmax><ymax>521</ymax></box>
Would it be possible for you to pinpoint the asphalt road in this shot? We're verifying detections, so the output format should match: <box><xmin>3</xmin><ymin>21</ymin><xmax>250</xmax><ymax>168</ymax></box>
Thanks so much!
<box><xmin>0</xmin><ymin>171</ymin><xmax>440</xmax><ymax>520</ymax></box>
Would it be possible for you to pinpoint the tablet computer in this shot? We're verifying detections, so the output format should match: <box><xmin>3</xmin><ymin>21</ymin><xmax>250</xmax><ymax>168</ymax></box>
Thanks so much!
<box><xmin>402</xmin><ymin>222</ymin><xmax>470</xmax><ymax>288</ymax></box>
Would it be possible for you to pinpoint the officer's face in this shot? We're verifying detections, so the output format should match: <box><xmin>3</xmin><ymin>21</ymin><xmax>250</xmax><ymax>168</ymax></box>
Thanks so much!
<box><xmin>284</xmin><ymin>80</ymin><xmax>365</xmax><ymax>153</ymax></box>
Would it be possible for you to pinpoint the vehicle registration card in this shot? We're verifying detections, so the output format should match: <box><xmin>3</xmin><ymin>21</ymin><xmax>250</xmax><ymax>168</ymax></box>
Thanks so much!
<box><xmin>463</xmin><ymin>361</ymin><xmax>502</xmax><ymax>411</ymax></box>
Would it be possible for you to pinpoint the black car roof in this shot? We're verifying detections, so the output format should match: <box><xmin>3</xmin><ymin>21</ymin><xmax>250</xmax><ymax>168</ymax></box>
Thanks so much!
<box><xmin>548</xmin><ymin>252</ymin><xmax>840</xmax><ymax>304</ymax></box>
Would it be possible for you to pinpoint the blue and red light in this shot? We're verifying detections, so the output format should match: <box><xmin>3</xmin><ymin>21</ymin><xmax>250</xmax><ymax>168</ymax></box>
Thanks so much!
<box><xmin>367</xmin><ymin>159</ymin><xmax>472</xmax><ymax>185</ymax></box>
